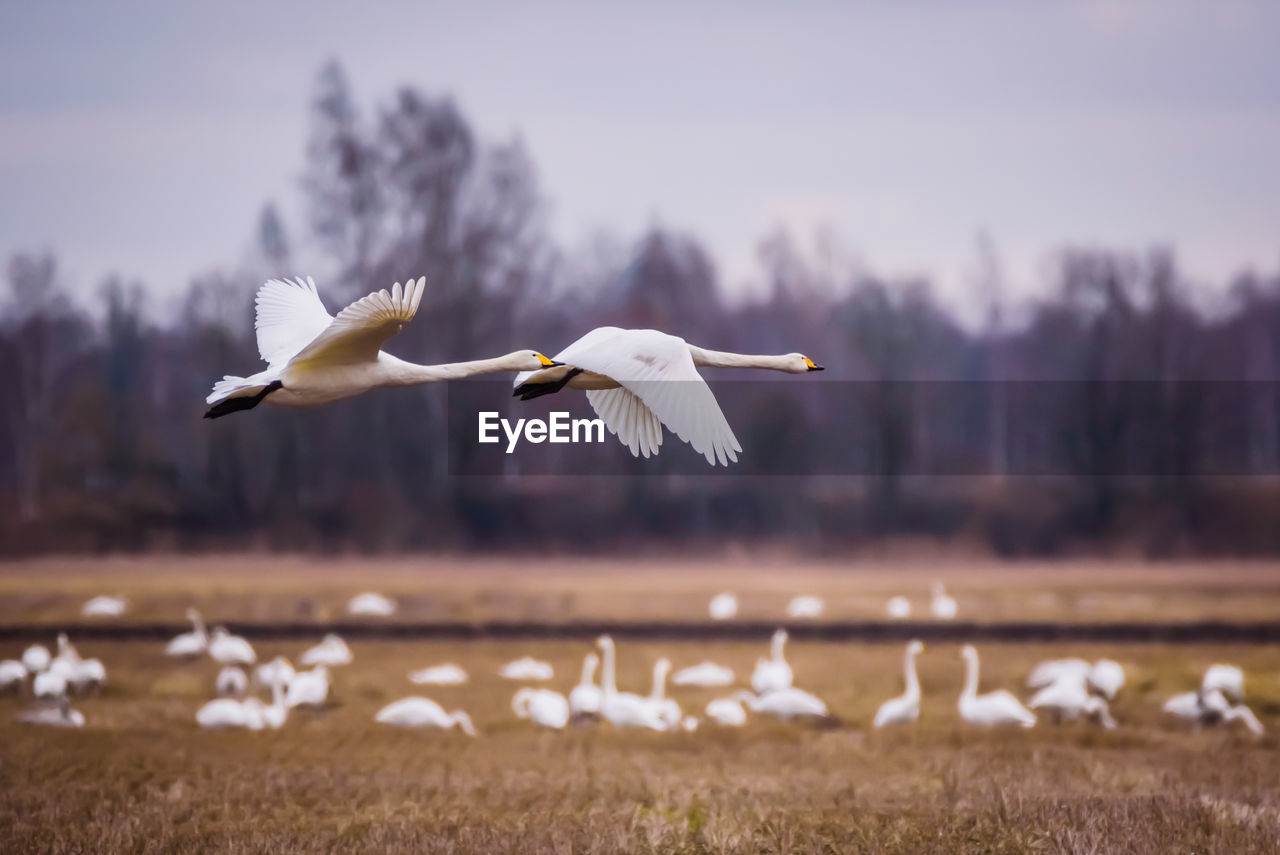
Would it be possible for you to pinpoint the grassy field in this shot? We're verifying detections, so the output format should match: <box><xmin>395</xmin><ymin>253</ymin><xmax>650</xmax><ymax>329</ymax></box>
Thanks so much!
<box><xmin>4</xmin><ymin>554</ymin><xmax>1280</xmax><ymax>625</ymax></box>
<box><xmin>2</xmin><ymin>634</ymin><xmax>1279</xmax><ymax>852</ymax></box>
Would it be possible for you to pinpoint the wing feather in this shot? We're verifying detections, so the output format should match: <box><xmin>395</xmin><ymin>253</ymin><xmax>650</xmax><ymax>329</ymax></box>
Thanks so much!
<box><xmin>289</xmin><ymin>277</ymin><xmax>425</xmax><ymax>367</ymax></box>
<box><xmin>254</xmin><ymin>277</ymin><xmax>334</xmax><ymax>366</ymax></box>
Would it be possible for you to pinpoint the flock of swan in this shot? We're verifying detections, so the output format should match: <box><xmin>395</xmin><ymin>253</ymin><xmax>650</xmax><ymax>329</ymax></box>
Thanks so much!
<box><xmin>708</xmin><ymin>582</ymin><xmax>958</xmax><ymax>622</ymax></box>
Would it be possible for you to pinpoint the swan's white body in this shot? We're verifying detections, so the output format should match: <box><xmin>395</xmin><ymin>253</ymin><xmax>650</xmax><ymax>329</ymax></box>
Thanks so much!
<box><xmin>196</xmin><ymin>697</ymin><xmax>251</xmax><ymax>729</ymax></box>
<box><xmin>737</xmin><ymin>688</ymin><xmax>829</xmax><ymax>720</ymax></box>
<box><xmin>930</xmin><ymin>582</ymin><xmax>957</xmax><ymax>620</ymax></box>
<box><xmin>1029</xmin><ymin>675</ymin><xmax>1117</xmax><ymax>728</ymax></box>
<box><xmin>512</xmin><ymin>327</ymin><xmax>823</xmax><ymax>466</ymax></box>
<box><xmin>1088</xmin><ymin>659</ymin><xmax>1125</xmax><ymax>699</ymax></box>
<box><xmin>19</xmin><ymin>699</ymin><xmax>85</xmax><ymax>728</ymax></box>
<box><xmin>0</xmin><ymin>659</ymin><xmax>27</xmax><ymax>689</ymax></box>
<box><xmin>22</xmin><ymin>644</ymin><xmax>51</xmax><ymax>673</ymax></box>
<box><xmin>285</xmin><ymin>665</ymin><xmax>329</xmax><ymax>709</ymax></box>
<box><xmin>216</xmin><ymin>666</ymin><xmax>248</xmax><ymax>698</ymax></box>
<box><xmin>512</xmin><ymin>688</ymin><xmax>570</xmax><ymax>729</ymax></box>
<box><xmin>499</xmin><ymin>657</ymin><xmax>554</xmax><ymax>681</ymax></box>
<box><xmin>1163</xmin><ymin>689</ymin><xmax>1224</xmax><ymax>723</ymax></box>
<box><xmin>166</xmin><ymin>609</ymin><xmax>208</xmax><ymax>657</ymax></box>
<box><xmin>33</xmin><ymin>660</ymin><xmax>71</xmax><ymax>699</ymax></box>
<box><xmin>568</xmin><ymin>653</ymin><xmax>602</xmax><ymax>717</ymax></box>
<box><xmin>1202</xmin><ymin>664</ymin><xmax>1245</xmax><ymax>701</ymax></box>
<box><xmin>705</xmin><ymin>697</ymin><xmax>748</xmax><ymax>726</ymax></box>
<box><xmin>375</xmin><ymin>697</ymin><xmax>476</xmax><ymax>735</ymax></box>
<box><xmin>208</xmin><ymin>627</ymin><xmax>256</xmax><ymax>665</ymax></box>
<box><xmin>886</xmin><ymin>596</ymin><xmax>911</xmax><ymax>619</ymax></box>
<box><xmin>958</xmin><ymin>645</ymin><xmax>1035</xmax><ymax>728</ymax></box>
<box><xmin>206</xmin><ymin>276</ymin><xmax>559</xmax><ymax>416</ymax></box>
<box><xmin>873</xmin><ymin>640</ymin><xmax>924</xmax><ymax>728</ymax></box>
<box><xmin>82</xmin><ymin>595</ymin><xmax>126</xmax><ymax>617</ymax></box>
<box><xmin>68</xmin><ymin>658</ymin><xmax>105</xmax><ymax>692</ymax></box>
<box><xmin>786</xmin><ymin>596</ymin><xmax>824</xmax><ymax>619</ymax></box>
<box><xmin>300</xmin><ymin>634</ymin><xmax>352</xmax><ymax>667</ymax></box>
<box><xmin>750</xmin><ymin>630</ymin><xmax>793</xmax><ymax>694</ymax></box>
<box><xmin>409</xmin><ymin>664</ymin><xmax>469</xmax><ymax>686</ymax></box>
<box><xmin>646</xmin><ymin>658</ymin><xmax>682</xmax><ymax>729</ymax></box>
<box><xmin>1027</xmin><ymin>658</ymin><xmax>1091</xmax><ymax>689</ymax></box>
<box><xmin>348</xmin><ymin>592</ymin><xmax>397</xmax><ymax>616</ymax></box>
<box><xmin>672</xmin><ymin>662</ymin><xmax>735</xmax><ymax>688</ymax></box>
<box><xmin>256</xmin><ymin>656</ymin><xmax>296</xmax><ymax>690</ymax></box>
<box><xmin>596</xmin><ymin>636</ymin><xmax>668</xmax><ymax>730</ymax></box>
<box><xmin>708</xmin><ymin>593</ymin><xmax>738</xmax><ymax>620</ymax></box>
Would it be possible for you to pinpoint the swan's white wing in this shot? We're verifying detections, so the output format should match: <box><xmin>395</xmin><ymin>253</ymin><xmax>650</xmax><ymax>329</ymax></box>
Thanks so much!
<box><xmin>254</xmin><ymin>277</ymin><xmax>334</xmax><ymax>365</ymax></box>
<box><xmin>289</xmin><ymin>277</ymin><xmax>426</xmax><ymax>367</ymax></box>
<box><xmin>585</xmin><ymin>388</ymin><xmax>663</xmax><ymax>459</ymax></box>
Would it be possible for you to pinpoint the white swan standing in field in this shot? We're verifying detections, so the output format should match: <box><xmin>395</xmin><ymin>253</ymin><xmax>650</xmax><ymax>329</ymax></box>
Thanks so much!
<box><xmin>672</xmin><ymin>662</ymin><xmax>735</xmax><ymax>688</ymax></box>
<box><xmin>705</xmin><ymin>696</ymin><xmax>748</xmax><ymax>727</ymax></box>
<box><xmin>786</xmin><ymin>596</ymin><xmax>824</xmax><ymax>619</ymax></box>
<box><xmin>208</xmin><ymin>627</ymin><xmax>256</xmax><ymax>665</ymax></box>
<box><xmin>0</xmin><ymin>659</ymin><xmax>27</xmax><ymax>691</ymax></box>
<box><xmin>409</xmin><ymin>664</ymin><xmax>469</xmax><ymax>686</ymax></box>
<box><xmin>375</xmin><ymin>697</ymin><xmax>477</xmax><ymax>735</ymax></box>
<box><xmin>68</xmin><ymin>658</ymin><xmax>106</xmax><ymax>693</ymax></box>
<box><xmin>348</xmin><ymin>592</ymin><xmax>397</xmax><ymax>617</ymax></box>
<box><xmin>22</xmin><ymin>644</ymin><xmax>51</xmax><ymax>673</ymax></box>
<box><xmin>285</xmin><ymin>664</ymin><xmax>329</xmax><ymax>709</ymax></box>
<box><xmin>596</xmin><ymin>636</ymin><xmax>667</xmax><ymax>730</ymax></box>
<box><xmin>735</xmin><ymin>688</ymin><xmax>830</xmax><ymax>722</ymax></box>
<box><xmin>750</xmin><ymin>630</ymin><xmax>793</xmax><ymax>694</ymax></box>
<box><xmin>216</xmin><ymin>666</ymin><xmax>249</xmax><ymax>698</ymax></box>
<box><xmin>204</xmin><ymin>276</ymin><xmax>561</xmax><ymax>418</ymax></box>
<box><xmin>19</xmin><ymin>697</ymin><xmax>85</xmax><ymax>728</ymax></box>
<box><xmin>930</xmin><ymin>582</ymin><xmax>957</xmax><ymax>620</ymax></box>
<box><xmin>1202</xmin><ymin>664</ymin><xmax>1245</xmax><ymax>702</ymax></box>
<box><xmin>708</xmin><ymin>593</ymin><xmax>738</xmax><ymax>620</ymax></box>
<box><xmin>873</xmin><ymin>640</ymin><xmax>924</xmax><ymax>728</ymax></box>
<box><xmin>886</xmin><ymin>596</ymin><xmax>911</xmax><ymax>619</ymax></box>
<box><xmin>166</xmin><ymin>609</ymin><xmax>209</xmax><ymax>657</ymax></box>
<box><xmin>512</xmin><ymin>688</ymin><xmax>570</xmax><ymax>729</ymax></box>
<box><xmin>82</xmin><ymin>595</ymin><xmax>126</xmax><ymax>617</ymax></box>
<box><xmin>512</xmin><ymin>327</ymin><xmax>823</xmax><ymax>466</ymax></box>
<box><xmin>1029</xmin><ymin>676</ymin><xmax>1117</xmax><ymax>728</ymax></box>
<box><xmin>256</xmin><ymin>656</ymin><xmax>296</xmax><ymax>690</ymax></box>
<box><xmin>568</xmin><ymin>653</ymin><xmax>602</xmax><ymax>718</ymax></box>
<box><xmin>958</xmin><ymin>645</ymin><xmax>1035</xmax><ymax>728</ymax></box>
<box><xmin>1088</xmin><ymin>659</ymin><xmax>1125</xmax><ymax>699</ymax></box>
<box><xmin>499</xmin><ymin>657</ymin><xmax>554</xmax><ymax>681</ymax></box>
<box><xmin>196</xmin><ymin>696</ymin><xmax>251</xmax><ymax>729</ymax></box>
<box><xmin>646</xmin><ymin>658</ymin><xmax>682</xmax><ymax>728</ymax></box>
<box><xmin>300</xmin><ymin>634</ymin><xmax>353</xmax><ymax>667</ymax></box>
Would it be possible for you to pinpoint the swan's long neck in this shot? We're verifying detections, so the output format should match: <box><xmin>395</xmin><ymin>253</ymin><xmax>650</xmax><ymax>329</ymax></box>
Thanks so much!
<box><xmin>581</xmin><ymin>655</ymin><xmax>597</xmax><ymax>688</ymax></box>
<box><xmin>772</xmin><ymin>633</ymin><xmax>786</xmax><ymax>664</ymax></box>
<box><xmin>688</xmin><ymin>346</ymin><xmax>796</xmax><ymax>371</ymax></box>
<box><xmin>451</xmin><ymin>711</ymin><xmax>475</xmax><ymax>736</ymax></box>
<box><xmin>193</xmin><ymin>612</ymin><xmax>206</xmax><ymax>639</ymax></box>
<box><xmin>600</xmin><ymin>641</ymin><xmax>617</xmax><ymax>699</ymax></box>
<box><xmin>962</xmin><ymin>652</ymin><xmax>979</xmax><ymax>700</ymax></box>
<box><xmin>904</xmin><ymin>648</ymin><xmax>920</xmax><ymax>699</ymax></box>
<box><xmin>386</xmin><ymin>353</ymin><xmax>526</xmax><ymax>385</ymax></box>
<box><xmin>649</xmin><ymin>661</ymin><xmax>669</xmax><ymax>701</ymax></box>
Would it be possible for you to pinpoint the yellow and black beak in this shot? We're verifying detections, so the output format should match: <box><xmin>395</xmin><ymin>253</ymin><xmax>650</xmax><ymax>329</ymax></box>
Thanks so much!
<box><xmin>804</xmin><ymin>356</ymin><xmax>824</xmax><ymax>372</ymax></box>
<box><xmin>536</xmin><ymin>353</ymin><xmax>563</xmax><ymax>368</ymax></box>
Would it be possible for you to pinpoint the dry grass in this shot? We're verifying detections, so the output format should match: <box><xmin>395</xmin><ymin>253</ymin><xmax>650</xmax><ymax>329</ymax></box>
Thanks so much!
<box><xmin>3</xmin><ymin>636</ymin><xmax>1280</xmax><ymax>852</ymax></box>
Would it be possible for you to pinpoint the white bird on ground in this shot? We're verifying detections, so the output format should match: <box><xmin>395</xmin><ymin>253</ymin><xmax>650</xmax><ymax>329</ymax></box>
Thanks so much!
<box><xmin>1222</xmin><ymin>702</ymin><xmax>1266</xmax><ymax>735</ymax></box>
<box><xmin>886</xmin><ymin>596</ymin><xmax>911</xmax><ymax>619</ymax></box>
<box><xmin>672</xmin><ymin>662</ymin><xmax>735</xmax><ymax>688</ymax></box>
<box><xmin>348</xmin><ymin>592</ymin><xmax>397</xmax><ymax>617</ymax></box>
<box><xmin>646</xmin><ymin>658</ymin><xmax>682</xmax><ymax>729</ymax></box>
<box><xmin>208</xmin><ymin>627</ymin><xmax>256</xmax><ymax>665</ymax></box>
<box><xmin>786</xmin><ymin>596</ymin><xmax>824</xmax><ymax>619</ymax></box>
<box><xmin>512</xmin><ymin>688</ymin><xmax>570</xmax><ymax>729</ymax></box>
<box><xmin>1088</xmin><ymin>659</ymin><xmax>1125</xmax><ymax>699</ymax></box>
<box><xmin>205</xmin><ymin>276</ymin><xmax>561</xmax><ymax>418</ymax></box>
<box><xmin>681</xmin><ymin>716</ymin><xmax>699</xmax><ymax>732</ymax></box>
<box><xmin>0</xmin><ymin>659</ymin><xmax>27</xmax><ymax>690</ymax></box>
<box><xmin>499</xmin><ymin>657</ymin><xmax>554</xmax><ymax>681</ymax></box>
<box><xmin>19</xmin><ymin>697</ymin><xmax>85</xmax><ymax>728</ymax></box>
<box><xmin>873</xmin><ymin>640</ymin><xmax>925</xmax><ymax>728</ymax></box>
<box><xmin>33</xmin><ymin>660</ymin><xmax>72</xmax><ymax>699</ymax></box>
<box><xmin>165</xmin><ymin>609</ymin><xmax>209</xmax><ymax>657</ymax></box>
<box><xmin>81</xmin><ymin>595</ymin><xmax>126</xmax><ymax>617</ymax></box>
<box><xmin>736</xmin><ymin>688</ymin><xmax>830</xmax><ymax>722</ymax></box>
<box><xmin>931</xmin><ymin>582</ymin><xmax>957</xmax><ymax>620</ymax></box>
<box><xmin>196</xmin><ymin>697</ymin><xmax>251</xmax><ymax>729</ymax></box>
<box><xmin>261</xmin><ymin>680</ymin><xmax>289</xmax><ymax>729</ymax></box>
<box><xmin>68</xmin><ymin>658</ymin><xmax>106</xmax><ymax>693</ymax></box>
<box><xmin>1202</xmin><ymin>664</ymin><xmax>1245</xmax><ymax>702</ymax></box>
<box><xmin>1027</xmin><ymin>658</ymin><xmax>1091</xmax><ymax>689</ymax></box>
<box><xmin>285</xmin><ymin>664</ymin><xmax>329</xmax><ymax>709</ymax></box>
<box><xmin>705</xmin><ymin>696</ymin><xmax>748</xmax><ymax>727</ymax></box>
<box><xmin>409</xmin><ymin>664</ymin><xmax>469</xmax><ymax>686</ymax></box>
<box><xmin>512</xmin><ymin>327</ymin><xmax>823</xmax><ymax>466</ymax></box>
<box><xmin>1029</xmin><ymin>675</ymin><xmax>1117</xmax><ymax>728</ymax></box>
<box><xmin>375</xmin><ymin>697</ymin><xmax>477</xmax><ymax>735</ymax></box>
<box><xmin>216</xmin><ymin>666</ymin><xmax>249</xmax><ymax>698</ymax></box>
<box><xmin>958</xmin><ymin>645</ymin><xmax>1035</xmax><ymax>728</ymax></box>
<box><xmin>1163</xmin><ymin>689</ymin><xmax>1225</xmax><ymax>724</ymax></box>
<box><xmin>300</xmin><ymin>634</ymin><xmax>352</xmax><ymax>667</ymax></box>
<box><xmin>22</xmin><ymin>644</ymin><xmax>51</xmax><ymax>673</ymax></box>
<box><xmin>708</xmin><ymin>593</ymin><xmax>738</xmax><ymax>620</ymax></box>
<box><xmin>750</xmin><ymin>630</ymin><xmax>793</xmax><ymax>694</ymax></box>
<box><xmin>568</xmin><ymin>653</ymin><xmax>602</xmax><ymax>718</ymax></box>
<box><xmin>596</xmin><ymin>636</ymin><xmax>668</xmax><ymax>730</ymax></box>
<box><xmin>256</xmin><ymin>656</ymin><xmax>296</xmax><ymax>690</ymax></box>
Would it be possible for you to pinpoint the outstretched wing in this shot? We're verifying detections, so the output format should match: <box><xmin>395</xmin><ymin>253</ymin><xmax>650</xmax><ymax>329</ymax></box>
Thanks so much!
<box><xmin>551</xmin><ymin>328</ymin><xmax>742</xmax><ymax>466</ymax></box>
<box><xmin>289</xmin><ymin>277</ymin><xmax>426</xmax><ymax>367</ymax></box>
<box><xmin>254</xmin><ymin>277</ymin><xmax>334</xmax><ymax>366</ymax></box>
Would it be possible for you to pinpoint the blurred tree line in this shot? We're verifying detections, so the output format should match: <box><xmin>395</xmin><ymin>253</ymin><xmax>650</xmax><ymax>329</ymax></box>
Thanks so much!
<box><xmin>2</xmin><ymin>61</ymin><xmax>1280</xmax><ymax>557</ymax></box>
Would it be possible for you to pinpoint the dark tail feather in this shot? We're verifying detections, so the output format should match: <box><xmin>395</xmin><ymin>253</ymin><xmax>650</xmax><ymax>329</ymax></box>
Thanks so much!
<box><xmin>204</xmin><ymin>381</ymin><xmax>283</xmax><ymax>420</ymax></box>
<box><xmin>513</xmin><ymin>367</ymin><xmax>582</xmax><ymax>401</ymax></box>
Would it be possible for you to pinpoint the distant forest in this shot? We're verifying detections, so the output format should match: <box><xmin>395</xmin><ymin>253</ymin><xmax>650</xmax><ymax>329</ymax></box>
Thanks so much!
<box><xmin>3</xmin><ymin>61</ymin><xmax>1280</xmax><ymax>557</ymax></box>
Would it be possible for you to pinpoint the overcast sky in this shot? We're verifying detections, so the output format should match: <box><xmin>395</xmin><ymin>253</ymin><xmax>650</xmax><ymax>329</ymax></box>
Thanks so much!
<box><xmin>2</xmin><ymin>1</ymin><xmax>1277</xmax><ymax>315</ymax></box>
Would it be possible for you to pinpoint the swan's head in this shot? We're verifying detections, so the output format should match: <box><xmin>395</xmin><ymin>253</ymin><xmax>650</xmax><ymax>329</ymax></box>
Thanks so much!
<box><xmin>211</xmin><ymin>626</ymin><xmax>228</xmax><ymax>640</ymax></box>
<box><xmin>56</xmin><ymin>633</ymin><xmax>70</xmax><ymax>650</ymax></box>
<box><xmin>656</xmin><ymin>658</ymin><xmax>671</xmax><ymax>674</ymax></box>
<box><xmin>596</xmin><ymin>635</ymin><xmax>614</xmax><ymax>651</ymax></box>
<box><xmin>509</xmin><ymin>350</ymin><xmax>563</xmax><ymax>371</ymax></box>
<box><xmin>185</xmin><ymin>607</ymin><xmax>200</xmax><ymax>621</ymax></box>
<box><xmin>907</xmin><ymin>640</ymin><xmax>925</xmax><ymax>656</ymax></box>
<box><xmin>781</xmin><ymin>353</ymin><xmax>824</xmax><ymax>373</ymax></box>
<box><xmin>960</xmin><ymin>644</ymin><xmax>977</xmax><ymax>661</ymax></box>
<box><xmin>773</xmin><ymin>629</ymin><xmax>788</xmax><ymax>645</ymax></box>
<box><xmin>453</xmin><ymin>711</ymin><xmax>477</xmax><ymax>737</ymax></box>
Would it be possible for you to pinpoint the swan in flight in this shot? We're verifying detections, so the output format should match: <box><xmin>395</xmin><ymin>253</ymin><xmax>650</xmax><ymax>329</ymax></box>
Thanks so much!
<box><xmin>708</xmin><ymin>593</ymin><xmax>738</xmax><ymax>620</ymax></box>
<box><xmin>511</xmin><ymin>327</ymin><xmax>823</xmax><ymax>466</ymax></box>
<box><xmin>750</xmin><ymin>630</ymin><xmax>793</xmax><ymax>694</ymax></box>
<box><xmin>375</xmin><ymin>697</ymin><xmax>477</xmax><ymax>735</ymax></box>
<box><xmin>499</xmin><ymin>657</ymin><xmax>554</xmax><ymax>681</ymax></box>
<box><xmin>348</xmin><ymin>592</ymin><xmax>397</xmax><ymax>616</ymax></box>
<box><xmin>285</xmin><ymin>664</ymin><xmax>329</xmax><ymax>709</ymax></box>
<box><xmin>205</xmin><ymin>276</ymin><xmax>560</xmax><ymax>418</ymax></box>
<box><xmin>409</xmin><ymin>663</ymin><xmax>469</xmax><ymax>686</ymax></box>
<box><xmin>166</xmin><ymin>609</ymin><xmax>208</xmax><ymax>657</ymax></box>
<box><xmin>930</xmin><ymin>582</ymin><xmax>957</xmax><ymax>620</ymax></box>
<box><xmin>736</xmin><ymin>688</ymin><xmax>830</xmax><ymax>722</ymax></box>
<box><xmin>208</xmin><ymin>627</ymin><xmax>256</xmax><ymax>665</ymax></box>
<box><xmin>19</xmin><ymin>697</ymin><xmax>85</xmax><ymax>728</ymax></box>
<box><xmin>82</xmin><ymin>595</ymin><xmax>126</xmax><ymax>617</ymax></box>
<box><xmin>705</xmin><ymin>697</ymin><xmax>748</xmax><ymax>727</ymax></box>
<box><xmin>512</xmin><ymin>688</ymin><xmax>570</xmax><ymax>729</ymax></box>
<box><xmin>256</xmin><ymin>656</ymin><xmax>296</xmax><ymax>690</ymax></box>
<box><xmin>0</xmin><ymin>660</ymin><xmax>27</xmax><ymax>691</ymax></box>
<box><xmin>1028</xmin><ymin>675</ymin><xmax>1117</xmax><ymax>728</ymax></box>
<box><xmin>885</xmin><ymin>596</ymin><xmax>911</xmax><ymax>619</ymax></box>
<box><xmin>958</xmin><ymin>646</ymin><xmax>1035</xmax><ymax>728</ymax></box>
<box><xmin>873</xmin><ymin>640</ymin><xmax>924</xmax><ymax>728</ymax></box>
<box><xmin>568</xmin><ymin>653</ymin><xmax>602</xmax><ymax>718</ymax></box>
<box><xmin>596</xmin><ymin>636</ymin><xmax>668</xmax><ymax>730</ymax></box>
<box><xmin>672</xmin><ymin>662</ymin><xmax>735</xmax><ymax>688</ymax></box>
<box><xmin>646</xmin><ymin>658</ymin><xmax>682</xmax><ymax>729</ymax></box>
<box><xmin>216</xmin><ymin>666</ymin><xmax>249</xmax><ymax>698</ymax></box>
<box><xmin>300</xmin><ymin>634</ymin><xmax>353</xmax><ymax>667</ymax></box>
<box><xmin>786</xmin><ymin>596</ymin><xmax>824</xmax><ymax>620</ymax></box>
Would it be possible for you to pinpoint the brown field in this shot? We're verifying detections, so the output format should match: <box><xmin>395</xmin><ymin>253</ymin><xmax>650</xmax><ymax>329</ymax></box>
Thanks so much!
<box><xmin>3</xmin><ymin>634</ymin><xmax>1280</xmax><ymax>852</ymax></box>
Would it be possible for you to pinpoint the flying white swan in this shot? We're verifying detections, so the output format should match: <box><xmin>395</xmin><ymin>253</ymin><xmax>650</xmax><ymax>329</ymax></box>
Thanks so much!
<box><xmin>705</xmin><ymin>696</ymin><xmax>748</xmax><ymax>727</ymax></box>
<box><xmin>82</xmin><ymin>595</ymin><xmax>126</xmax><ymax>617</ymax></box>
<box><xmin>19</xmin><ymin>697</ymin><xmax>85</xmax><ymax>728</ymax></box>
<box><xmin>512</xmin><ymin>688</ymin><xmax>570</xmax><ymax>729</ymax></box>
<box><xmin>930</xmin><ymin>582</ymin><xmax>957</xmax><ymax>620</ymax></box>
<box><xmin>672</xmin><ymin>661</ymin><xmax>735</xmax><ymax>688</ymax></box>
<box><xmin>873</xmin><ymin>640</ymin><xmax>924</xmax><ymax>728</ymax></box>
<box><xmin>285</xmin><ymin>664</ymin><xmax>329</xmax><ymax>709</ymax></box>
<box><xmin>885</xmin><ymin>596</ymin><xmax>911</xmax><ymax>619</ymax></box>
<box><xmin>957</xmin><ymin>645</ymin><xmax>1035</xmax><ymax>728</ymax></box>
<box><xmin>208</xmin><ymin>627</ymin><xmax>256</xmax><ymax>665</ymax></box>
<box><xmin>256</xmin><ymin>656</ymin><xmax>296</xmax><ymax>690</ymax></box>
<box><xmin>204</xmin><ymin>276</ymin><xmax>560</xmax><ymax>417</ymax></box>
<box><xmin>216</xmin><ymin>666</ymin><xmax>249</xmax><ymax>698</ymax></box>
<box><xmin>568</xmin><ymin>653</ymin><xmax>602</xmax><ymax>718</ymax></box>
<box><xmin>750</xmin><ymin>630</ymin><xmax>793</xmax><ymax>694</ymax></box>
<box><xmin>735</xmin><ymin>688</ymin><xmax>830</xmax><ymax>722</ymax></box>
<box><xmin>300</xmin><ymin>634</ymin><xmax>353</xmax><ymax>667</ymax></box>
<box><xmin>708</xmin><ymin>593</ymin><xmax>738</xmax><ymax>620</ymax></box>
<box><xmin>1028</xmin><ymin>675</ymin><xmax>1117</xmax><ymax>728</ymax></box>
<box><xmin>1202</xmin><ymin>664</ymin><xmax>1245</xmax><ymax>702</ymax></box>
<box><xmin>511</xmin><ymin>327</ymin><xmax>823</xmax><ymax>466</ymax></box>
<box><xmin>348</xmin><ymin>592</ymin><xmax>397</xmax><ymax>616</ymax></box>
<box><xmin>166</xmin><ymin>609</ymin><xmax>208</xmax><ymax>657</ymax></box>
<box><xmin>0</xmin><ymin>659</ymin><xmax>27</xmax><ymax>691</ymax></box>
<box><xmin>646</xmin><ymin>658</ymin><xmax>682</xmax><ymax>729</ymax></box>
<box><xmin>596</xmin><ymin>636</ymin><xmax>668</xmax><ymax>730</ymax></box>
<box><xmin>499</xmin><ymin>657</ymin><xmax>554</xmax><ymax>681</ymax></box>
<box><xmin>409</xmin><ymin>663</ymin><xmax>469</xmax><ymax>686</ymax></box>
<box><xmin>786</xmin><ymin>596</ymin><xmax>824</xmax><ymax>619</ymax></box>
<box><xmin>375</xmin><ymin>697</ymin><xmax>477</xmax><ymax>735</ymax></box>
